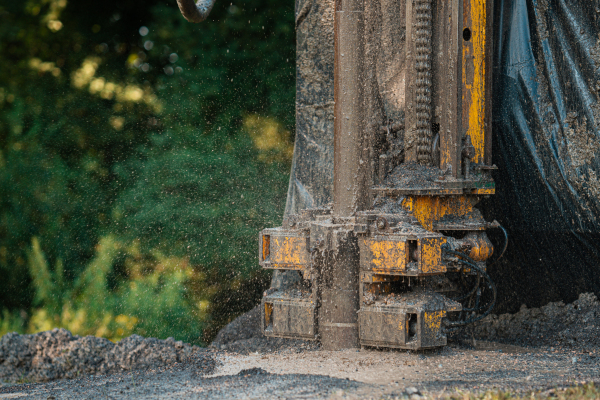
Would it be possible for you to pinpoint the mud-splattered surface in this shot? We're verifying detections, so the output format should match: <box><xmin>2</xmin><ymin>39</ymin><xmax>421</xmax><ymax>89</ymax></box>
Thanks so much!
<box><xmin>210</xmin><ymin>305</ymin><xmax>320</xmax><ymax>355</ymax></box>
<box><xmin>383</xmin><ymin>162</ymin><xmax>443</xmax><ymax>190</ymax></box>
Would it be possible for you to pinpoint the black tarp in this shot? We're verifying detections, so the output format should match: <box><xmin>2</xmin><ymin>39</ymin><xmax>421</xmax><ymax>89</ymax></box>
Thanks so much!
<box><xmin>286</xmin><ymin>0</ymin><xmax>600</xmax><ymax>311</ymax></box>
<box><xmin>483</xmin><ymin>0</ymin><xmax>600</xmax><ymax>311</ymax></box>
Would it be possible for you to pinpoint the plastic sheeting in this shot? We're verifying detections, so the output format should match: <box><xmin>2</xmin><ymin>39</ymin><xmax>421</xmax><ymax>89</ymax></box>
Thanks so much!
<box><xmin>483</xmin><ymin>0</ymin><xmax>600</xmax><ymax>311</ymax></box>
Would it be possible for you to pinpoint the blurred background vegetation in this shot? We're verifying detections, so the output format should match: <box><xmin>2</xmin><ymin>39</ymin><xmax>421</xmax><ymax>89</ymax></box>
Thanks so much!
<box><xmin>0</xmin><ymin>0</ymin><xmax>294</xmax><ymax>344</ymax></box>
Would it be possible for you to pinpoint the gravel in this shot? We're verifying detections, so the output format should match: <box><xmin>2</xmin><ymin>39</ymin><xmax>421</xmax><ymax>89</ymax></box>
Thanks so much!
<box><xmin>0</xmin><ymin>328</ymin><xmax>214</xmax><ymax>383</ymax></box>
<box><xmin>0</xmin><ymin>368</ymin><xmax>363</xmax><ymax>399</ymax></box>
<box><xmin>1</xmin><ymin>292</ymin><xmax>600</xmax><ymax>398</ymax></box>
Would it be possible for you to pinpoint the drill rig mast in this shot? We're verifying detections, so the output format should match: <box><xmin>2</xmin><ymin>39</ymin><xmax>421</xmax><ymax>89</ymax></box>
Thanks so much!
<box><xmin>260</xmin><ymin>0</ymin><xmax>499</xmax><ymax>350</ymax></box>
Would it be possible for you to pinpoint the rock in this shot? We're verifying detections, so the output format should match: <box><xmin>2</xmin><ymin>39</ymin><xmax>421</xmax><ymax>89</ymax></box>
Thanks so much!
<box><xmin>405</xmin><ymin>386</ymin><xmax>420</xmax><ymax>395</ymax></box>
<box><xmin>237</xmin><ymin>367</ymin><xmax>268</xmax><ymax>376</ymax></box>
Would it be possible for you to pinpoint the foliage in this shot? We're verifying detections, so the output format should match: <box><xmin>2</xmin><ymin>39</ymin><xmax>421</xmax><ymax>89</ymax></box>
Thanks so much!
<box><xmin>0</xmin><ymin>235</ymin><xmax>205</xmax><ymax>343</ymax></box>
<box><xmin>0</xmin><ymin>0</ymin><xmax>294</xmax><ymax>342</ymax></box>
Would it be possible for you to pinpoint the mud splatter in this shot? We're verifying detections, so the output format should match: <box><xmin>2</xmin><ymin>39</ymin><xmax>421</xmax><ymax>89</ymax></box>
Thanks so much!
<box><xmin>564</xmin><ymin>113</ymin><xmax>599</xmax><ymax>169</ymax></box>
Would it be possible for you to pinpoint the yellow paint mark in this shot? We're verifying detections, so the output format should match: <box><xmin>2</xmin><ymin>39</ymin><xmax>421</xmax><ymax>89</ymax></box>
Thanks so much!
<box><xmin>365</xmin><ymin>239</ymin><xmax>408</xmax><ymax>272</ymax></box>
<box><xmin>261</xmin><ymin>235</ymin><xmax>270</xmax><ymax>261</ymax></box>
<box><xmin>270</xmin><ymin>264</ymin><xmax>304</xmax><ymax>270</ymax></box>
<box><xmin>463</xmin><ymin>0</ymin><xmax>487</xmax><ymax>163</ymax></box>
<box><xmin>270</xmin><ymin>236</ymin><xmax>308</xmax><ymax>265</ymax></box>
<box><xmin>471</xmin><ymin>188</ymin><xmax>495</xmax><ymax>195</ymax></box>
<box><xmin>264</xmin><ymin>302</ymin><xmax>273</xmax><ymax>326</ymax></box>
<box><xmin>424</xmin><ymin>311</ymin><xmax>445</xmax><ymax>332</ymax></box>
<box><xmin>401</xmin><ymin>196</ymin><xmax>477</xmax><ymax>230</ymax></box>
<box><xmin>362</xmin><ymin>274</ymin><xmax>402</xmax><ymax>283</ymax></box>
<box><xmin>420</xmin><ymin>237</ymin><xmax>447</xmax><ymax>274</ymax></box>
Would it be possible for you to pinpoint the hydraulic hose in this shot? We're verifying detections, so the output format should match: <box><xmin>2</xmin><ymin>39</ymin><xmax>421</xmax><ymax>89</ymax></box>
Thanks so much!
<box><xmin>451</xmin><ymin>271</ymin><xmax>480</xmax><ymax>302</ymax></box>
<box><xmin>442</xmin><ymin>249</ymin><xmax>497</xmax><ymax>327</ymax></box>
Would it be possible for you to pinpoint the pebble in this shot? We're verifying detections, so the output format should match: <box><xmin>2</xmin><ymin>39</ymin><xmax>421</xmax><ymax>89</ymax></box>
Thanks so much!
<box><xmin>405</xmin><ymin>386</ymin><xmax>420</xmax><ymax>395</ymax></box>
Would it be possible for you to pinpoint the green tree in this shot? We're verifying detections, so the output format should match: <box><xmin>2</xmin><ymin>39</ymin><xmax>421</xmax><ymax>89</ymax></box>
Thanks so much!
<box><xmin>0</xmin><ymin>0</ymin><xmax>294</xmax><ymax>341</ymax></box>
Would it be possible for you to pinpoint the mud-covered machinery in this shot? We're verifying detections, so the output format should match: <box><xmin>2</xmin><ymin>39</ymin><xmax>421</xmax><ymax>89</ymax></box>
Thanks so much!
<box><xmin>259</xmin><ymin>0</ymin><xmax>505</xmax><ymax>350</ymax></box>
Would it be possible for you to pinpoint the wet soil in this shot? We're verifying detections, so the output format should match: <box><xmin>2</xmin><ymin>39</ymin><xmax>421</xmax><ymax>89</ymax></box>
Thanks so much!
<box><xmin>1</xmin><ymin>341</ymin><xmax>597</xmax><ymax>399</ymax></box>
<box><xmin>467</xmin><ymin>292</ymin><xmax>600</xmax><ymax>350</ymax></box>
<box><xmin>0</xmin><ymin>367</ymin><xmax>361</xmax><ymax>400</ymax></box>
<box><xmin>1</xmin><ymin>294</ymin><xmax>599</xmax><ymax>398</ymax></box>
<box><xmin>383</xmin><ymin>163</ymin><xmax>443</xmax><ymax>190</ymax></box>
<box><xmin>0</xmin><ymin>329</ymin><xmax>209</xmax><ymax>383</ymax></box>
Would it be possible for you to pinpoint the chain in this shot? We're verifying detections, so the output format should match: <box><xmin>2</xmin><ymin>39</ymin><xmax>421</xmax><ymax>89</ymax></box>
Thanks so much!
<box><xmin>414</xmin><ymin>0</ymin><xmax>433</xmax><ymax>165</ymax></box>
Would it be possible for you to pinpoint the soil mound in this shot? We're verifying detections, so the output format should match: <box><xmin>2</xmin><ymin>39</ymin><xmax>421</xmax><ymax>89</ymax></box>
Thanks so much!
<box><xmin>0</xmin><ymin>328</ymin><xmax>214</xmax><ymax>383</ymax></box>
<box><xmin>210</xmin><ymin>305</ymin><xmax>319</xmax><ymax>354</ymax></box>
<box><xmin>469</xmin><ymin>293</ymin><xmax>600</xmax><ymax>349</ymax></box>
<box><xmin>215</xmin><ymin>294</ymin><xmax>600</xmax><ymax>353</ymax></box>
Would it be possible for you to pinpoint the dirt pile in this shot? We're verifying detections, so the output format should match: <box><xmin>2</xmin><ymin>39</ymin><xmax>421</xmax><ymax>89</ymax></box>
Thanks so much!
<box><xmin>469</xmin><ymin>292</ymin><xmax>600</xmax><ymax>349</ymax></box>
<box><xmin>3</xmin><ymin>293</ymin><xmax>598</xmax><ymax>384</ymax></box>
<box><xmin>210</xmin><ymin>305</ymin><xmax>319</xmax><ymax>354</ymax></box>
<box><xmin>0</xmin><ymin>328</ymin><xmax>214</xmax><ymax>383</ymax></box>
<box><xmin>216</xmin><ymin>294</ymin><xmax>600</xmax><ymax>353</ymax></box>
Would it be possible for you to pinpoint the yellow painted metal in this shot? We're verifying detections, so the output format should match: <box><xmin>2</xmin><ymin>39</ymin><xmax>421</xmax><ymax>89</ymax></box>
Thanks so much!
<box><xmin>264</xmin><ymin>302</ymin><xmax>273</xmax><ymax>326</ymax></box>
<box><xmin>362</xmin><ymin>238</ymin><xmax>409</xmax><ymax>273</ymax></box>
<box><xmin>463</xmin><ymin>0</ymin><xmax>487</xmax><ymax>163</ymax></box>
<box><xmin>464</xmin><ymin>231</ymin><xmax>494</xmax><ymax>261</ymax></box>
<box><xmin>269</xmin><ymin>235</ymin><xmax>309</xmax><ymax>268</ymax></box>
<box><xmin>361</xmin><ymin>273</ymin><xmax>402</xmax><ymax>283</ymax></box>
<box><xmin>261</xmin><ymin>234</ymin><xmax>270</xmax><ymax>261</ymax></box>
<box><xmin>423</xmin><ymin>310</ymin><xmax>446</xmax><ymax>332</ymax></box>
<box><xmin>419</xmin><ymin>237</ymin><xmax>447</xmax><ymax>274</ymax></box>
<box><xmin>468</xmin><ymin>241</ymin><xmax>493</xmax><ymax>261</ymax></box>
<box><xmin>471</xmin><ymin>188</ymin><xmax>495</xmax><ymax>195</ymax></box>
<box><xmin>401</xmin><ymin>195</ymin><xmax>478</xmax><ymax>231</ymax></box>
<box><xmin>401</xmin><ymin>315</ymin><xmax>410</xmax><ymax>335</ymax></box>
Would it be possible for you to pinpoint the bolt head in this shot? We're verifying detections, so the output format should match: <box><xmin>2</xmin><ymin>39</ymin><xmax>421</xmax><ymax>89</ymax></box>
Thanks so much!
<box><xmin>376</xmin><ymin>217</ymin><xmax>388</xmax><ymax>230</ymax></box>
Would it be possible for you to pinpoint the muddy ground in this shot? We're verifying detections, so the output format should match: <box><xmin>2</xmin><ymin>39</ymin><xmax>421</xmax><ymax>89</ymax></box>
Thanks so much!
<box><xmin>1</xmin><ymin>293</ymin><xmax>599</xmax><ymax>399</ymax></box>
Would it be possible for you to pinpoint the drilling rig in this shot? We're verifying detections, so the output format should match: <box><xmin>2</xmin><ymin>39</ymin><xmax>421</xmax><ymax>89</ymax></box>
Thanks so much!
<box><xmin>258</xmin><ymin>0</ymin><xmax>504</xmax><ymax>350</ymax></box>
